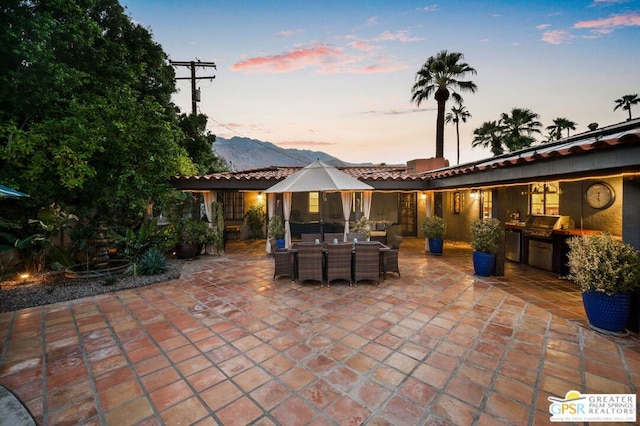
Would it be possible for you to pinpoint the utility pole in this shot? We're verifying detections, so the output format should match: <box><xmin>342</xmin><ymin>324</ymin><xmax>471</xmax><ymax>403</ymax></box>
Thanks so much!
<box><xmin>169</xmin><ymin>60</ymin><xmax>216</xmax><ymax>115</ymax></box>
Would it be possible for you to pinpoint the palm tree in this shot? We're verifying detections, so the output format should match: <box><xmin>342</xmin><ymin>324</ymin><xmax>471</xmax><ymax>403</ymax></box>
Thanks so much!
<box><xmin>411</xmin><ymin>50</ymin><xmax>477</xmax><ymax>158</ymax></box>
<box><xmin>445</xmin><ymin>96</ymin><xmax>472</xmax><ymax>164</ymax></box>
<box><xmin>546</xmin><ymin>117</ymin><xmax>577</xmax><ymax>141</ymax></box>
<box><xmin>614</xmin><ymin>94</ymin><xmax>639</xmax><ymax>121</ymax></box>
<box><xmin>499</xmin><ymin>108</ymin><xmax>542</xmax><ymax>152</ymax></box>
<box><xmin>472</xmin><ymin>121</ymin><xmax>504</xmax><ymax>156</ymax></box>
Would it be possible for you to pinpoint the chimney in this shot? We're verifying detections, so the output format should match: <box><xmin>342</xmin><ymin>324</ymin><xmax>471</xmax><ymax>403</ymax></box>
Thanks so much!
<box><xmin>406</xmin><ymin>158</ymin><xmax>450</xmax><ymax>175</ymax></box>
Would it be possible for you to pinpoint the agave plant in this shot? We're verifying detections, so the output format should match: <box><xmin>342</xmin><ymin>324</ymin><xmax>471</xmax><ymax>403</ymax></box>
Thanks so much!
<box><xmin>137</xmin><ymin>248</ymin><xmax>168</xmax><ymax>276</ymax></box>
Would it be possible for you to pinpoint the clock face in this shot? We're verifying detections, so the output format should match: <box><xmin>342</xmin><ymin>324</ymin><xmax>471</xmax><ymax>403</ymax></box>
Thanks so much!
<box><xmin>586</xmin><ymin>182</ymin><xmax>614</xmax><ymax>209</ymax></box>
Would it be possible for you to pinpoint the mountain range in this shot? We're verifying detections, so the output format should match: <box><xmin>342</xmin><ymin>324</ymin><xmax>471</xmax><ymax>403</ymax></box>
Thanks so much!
<box><xmin>213</xmin><ymin>136</ymin><xmax>366</xmax><ymax>170</ymax></box>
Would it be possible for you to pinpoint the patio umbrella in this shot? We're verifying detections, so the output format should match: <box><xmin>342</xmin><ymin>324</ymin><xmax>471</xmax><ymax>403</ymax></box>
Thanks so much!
<box><xmin>266</xmin><ymin>159</ymin><xmax>373</xmax><ymax>248</ymax></box>
<box><xmin>0</xmin><ymin>184</ymin><xmax>29</xmax><ymax>198</ymax></box>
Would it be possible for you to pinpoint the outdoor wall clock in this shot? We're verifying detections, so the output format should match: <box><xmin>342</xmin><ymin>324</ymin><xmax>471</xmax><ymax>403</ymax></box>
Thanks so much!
<box><xmin>585</xmin><ymin>182</ymin><xmax>615</xmax><ymax>209</ymax></box>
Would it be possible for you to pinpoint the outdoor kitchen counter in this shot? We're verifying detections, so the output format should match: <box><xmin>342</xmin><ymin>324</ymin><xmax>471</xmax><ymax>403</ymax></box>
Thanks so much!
<box><xmin>552</xmin><ymin>228</ymin><xmax>601</xmax><ymax>236</ymax></box>
<box><xmin>505</xmin><ymin>221</ymin><xmax>526</xmax><ymax>229</ymax></box>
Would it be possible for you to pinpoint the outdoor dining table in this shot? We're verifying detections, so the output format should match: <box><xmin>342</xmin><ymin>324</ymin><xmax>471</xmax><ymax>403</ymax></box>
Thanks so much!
<box><xmin>287</xmin><ymin>241</ymin><xmax>391</xmax><ymax>282</ymax></box>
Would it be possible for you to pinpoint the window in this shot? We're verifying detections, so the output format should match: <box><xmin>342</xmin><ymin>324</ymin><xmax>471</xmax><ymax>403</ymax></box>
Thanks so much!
<box><xmin>481</xmin><ymin>190</ymin><xmax>493</xmax><ymax>218</ymax></box>
<box><xmin>309</xmin><ymin>192</ymin><xmax>319</xmax><ymax>213</ymax></box>
<box><xmin>529</xmin><ymin>182</ymin><xmax>560</xmax><ymax>215</ymax></box>
<box><xmin>223</xmin><ymin>191</ymin><xmax>244</xmax><ymax>220</ymax></box>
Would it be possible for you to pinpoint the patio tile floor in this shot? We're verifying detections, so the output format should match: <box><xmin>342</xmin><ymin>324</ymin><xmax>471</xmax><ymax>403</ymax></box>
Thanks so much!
<box><xmin>1</xmin><ymin>238</ymin><xmax>639</xmax><ymax>425</ymax></box>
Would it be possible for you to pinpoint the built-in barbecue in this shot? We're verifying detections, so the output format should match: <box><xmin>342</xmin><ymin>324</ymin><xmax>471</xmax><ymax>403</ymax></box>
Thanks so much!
<box><xmin>506</xmin><ymin>215</ymin><xmax>575</xmax><ymax>273</ymax></box>
<box><xmin>522</xmin><ymin>215</ymin><xmax>573</xmax><ymax>238</ymax></box>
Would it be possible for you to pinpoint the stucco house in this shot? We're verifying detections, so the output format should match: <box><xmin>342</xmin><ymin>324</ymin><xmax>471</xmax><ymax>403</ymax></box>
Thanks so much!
<box><xmin>172</xmin><ymin>118</ymin><xmax>640</xmax><ymax>253</ymax></box>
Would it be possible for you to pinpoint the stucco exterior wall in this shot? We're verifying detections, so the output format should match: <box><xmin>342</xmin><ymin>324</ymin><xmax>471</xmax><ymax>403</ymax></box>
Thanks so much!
<box><xmin>560</xmin><ymin>177</ymin><xmax>622</xmax><ymax>235</ymax></box>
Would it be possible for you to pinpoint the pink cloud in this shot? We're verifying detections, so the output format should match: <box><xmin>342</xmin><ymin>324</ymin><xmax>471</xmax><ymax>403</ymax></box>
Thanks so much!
<box><xmin>354</xmin><ymin>62</ymin><xmax>409</xmax><ymax>74</ymax></box>
<box><xmin>541</xmin><ymin>30</ymin><xmax>574</xmax><ymax>44</ymax></box>
<box><xmin>372</xmin><ymin>30</ymin><xmax>424</xmax><ymax>43</ymax></box>
<box><xmin>231</xmin><ymin>45</ymin><xmax>344</xmax><ymax>73</ymax></box>
<box><xmin>350</xmin><ymin>40</ymin><xmax>378</xmax><ymax>51</ymax></box>
<box><xmin>574</xmin><ymin>12</ymin><xmax>640</xmax><ymax>30</ymax></box>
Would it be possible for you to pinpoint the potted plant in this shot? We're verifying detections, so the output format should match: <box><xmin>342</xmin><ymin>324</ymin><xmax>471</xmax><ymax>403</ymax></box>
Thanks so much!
<box><xmin>566</xmin><ymin>233</ymin><xmax>640</xmax><ymax>334</ymax></box>
<box><xmin>422</xmin><ymin>216</ymin><xmax>446</xmax><ymax>255</ymax></box>
<box><xmin>175</xmin><ymin>218</ymin><xmax>208</xmax><ymax>259</ymax></box>
<box><xmin>267</xmin><ymin>215</ymin><xmax>286</xmax><ymax>249</ymax></box>
<box><xmin>470</xmin><ymin>218</ymin><xmax>503</xmax><ymax>276</ymax></box>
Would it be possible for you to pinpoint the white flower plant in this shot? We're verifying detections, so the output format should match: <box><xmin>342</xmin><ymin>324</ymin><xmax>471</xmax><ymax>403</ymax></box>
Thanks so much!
<box><xmin>566</xmin><ymin>233</ymin><xmax>640</xmax><ymax>295</ymax></box>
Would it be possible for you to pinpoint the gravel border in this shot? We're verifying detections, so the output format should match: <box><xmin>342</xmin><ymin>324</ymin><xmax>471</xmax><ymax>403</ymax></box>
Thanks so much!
<box><xmin>0</xmin><ymin>259</ymin><xmax>184</xmax><ymax>313</ymax></box>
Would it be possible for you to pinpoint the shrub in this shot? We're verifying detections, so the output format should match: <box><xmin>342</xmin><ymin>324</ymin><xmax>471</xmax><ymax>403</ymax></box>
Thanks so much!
<box><xmin>267</xmin><ymin>215</ymin><xmax>285</xmax><ymax>239</ymax></box>
<box><xmin>351</xmin><ymin>217</ymin><xmax>372</xmax><ymax>238</ymax></box>
<box><xmin>422</xmin><ymin>216</ymin><xmax>446</xmax><ymax>239</ymax></box>
<box><xmin>566</xmin><ymin>233</ymin><xmax>640</xmax><ymax>295</ymax></box>
<box><xmin>137</xmin><ymin>248</ymin><xmax>168</xmax><ymax>276</ymax></box>
<box><xmin>244</xmin><ymin>205</ymin><xmax>266</xmax><ymax>239</ymax></box>
<box><xmin>470</xmin><ymin>218</ymin><xmax>503</xmax><ymax>254</ymax></box>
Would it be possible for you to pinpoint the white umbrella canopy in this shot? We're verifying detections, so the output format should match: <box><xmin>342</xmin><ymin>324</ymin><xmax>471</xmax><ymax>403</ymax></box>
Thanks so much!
<box><xmin>265</xmin><ymin>159</ymin><xmax>373</xmax><ymax>193</ymax></box>
<box><xmin>265</xmin><ymin>160</ymin><xmax>373</xmax><ymax>248</ymax></box>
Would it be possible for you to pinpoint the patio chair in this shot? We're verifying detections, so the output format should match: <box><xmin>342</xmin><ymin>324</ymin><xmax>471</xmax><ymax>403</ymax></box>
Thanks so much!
<box><xmin>270</xmin><ymin>238</ymin><xmax>293</xmax><ymax>280</ymax></box>
<box><xmin>381</xmin><ymin>235</ymin><xmax>403</xmax><ymax>278</ymax></box>
<box><xmin>324</xmin><ymin>232</ymin><xmax>344</xmax><ymax>243</ymax></box>
<box><xmin>296</xmin><ymin>243</ymin><xmax>324</xmax><ymax>286</ymax></box>
<box><xmin>346</xmin><ymin>232</ymin><xmax>366</xmax><ymax>243</ymax></box>
<box><xmin>326</xmin><ymin>243</ymin><xmax>352</xmax><ymax>286</ymax></box>
<box><xmin>301</xmin><ymin>233</ymin><xmax>322</xmax><ymax>243</ymax></box>
<box><xmin>353</xmin><ymin>242</ymin><xmax>380</xmax><ymax>286</ymax></box>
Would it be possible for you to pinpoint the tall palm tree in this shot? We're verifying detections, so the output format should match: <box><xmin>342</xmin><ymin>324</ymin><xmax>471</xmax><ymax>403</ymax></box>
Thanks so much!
<box><xmin>472</xmin><ymin>121</ymin><xmax>504</xmax><ymax>156</ymax></box>
<box><xmin>411</xmin><ymin>50</ymin><xmax>477</xmax><ymax>158</ymax></box>
<box><xmin>499</xmin><ymin>108</ymin><xmax>542</xmax><ymax>152</ymax></box>
<box><xmin>546</xmin><ymin>117</ymin><xmax>577</xmax><ymax>141</ymax></box>
<box><xmin>445</xmin><ymin>96</ymin><xmax>472</xmax><ymax>164</ymax></box>
<box><xmin>614</xmin><ymin>94</ymin><xmax>639</xmax><ymax>121</ymax></box>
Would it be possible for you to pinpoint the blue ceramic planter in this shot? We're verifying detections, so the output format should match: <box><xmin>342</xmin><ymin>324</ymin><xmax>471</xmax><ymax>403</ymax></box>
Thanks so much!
<box><xmin>473</xmin><ymin>251</ymin><xmax>495</xmax><ymax>277</ymax></box>
<box><xmin>428</xmin><ymin>238</ymin><xmax>444</xmax><ymax>255</ymax></box>
<box><xmin>582</xmin><ymin>290</ymin><xmax>630</xmax><ymax>334</ymax></box>
<box><xmin>276</xmin><ymin>239</ymin><xmax>285</xmax><ymax>250</ymax></box>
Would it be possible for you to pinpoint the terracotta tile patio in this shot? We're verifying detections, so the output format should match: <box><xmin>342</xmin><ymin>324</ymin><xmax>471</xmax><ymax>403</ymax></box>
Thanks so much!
<box><xmin>1</xmin><ymin>238</ymin><xmax>639</xmax><ymax>425</ymax></box>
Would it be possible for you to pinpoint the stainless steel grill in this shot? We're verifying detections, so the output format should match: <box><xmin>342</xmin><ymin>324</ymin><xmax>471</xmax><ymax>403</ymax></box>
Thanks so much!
<box><xmin>522</xmin><ymin>215</ymin><xmax>573</xmax><ymax>271</ymax></box>
<box><xmin>522</xmin><ymin>215</ymin><xmax>573</xmax><ymax>238</ymax></box>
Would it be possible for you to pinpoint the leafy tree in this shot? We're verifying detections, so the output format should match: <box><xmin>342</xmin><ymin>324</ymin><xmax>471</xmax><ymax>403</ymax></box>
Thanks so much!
<box><xmin>0</xmin><ymin>0</ymin><xmax>210</xmax><ymax>226</ymax></box>
<box><xmin>545</xmin><ymin>117</ymin><xmax>577</xmax><ymax>141</ymax></box>
<box><xmin>445</xmin><ymin>95</ymin><xmax>471</xmax><ymax>165</ymax></box>
<box><xmin>499</xmin><ymin>108</ymin><xmax>542</xmax><ymax>151</ymax></box>
<box><xmin>472</xmin><ymin>121</ymin><xmax>504</xmax><ymax>156</ymax></box>
<box><xmin>177</xmin><ymin>113</ymin><xmax>229</xmax><ymax>174</ymax></box>
<box><xmin>411</xmin><ymin>50</ymin><xmax>477</xmax><ymax>158</ymax></box>
<box><xmin>614</xmin><ymin>94</ymin><xmax>639</xmax><ymax>121</ymax></box>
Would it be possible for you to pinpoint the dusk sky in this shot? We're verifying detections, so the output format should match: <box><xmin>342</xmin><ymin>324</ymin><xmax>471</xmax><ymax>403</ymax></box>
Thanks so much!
<box><xmin>122</xmin><ymin>0</ymin><xmax>640</xmax><ymax>166</ymax></box>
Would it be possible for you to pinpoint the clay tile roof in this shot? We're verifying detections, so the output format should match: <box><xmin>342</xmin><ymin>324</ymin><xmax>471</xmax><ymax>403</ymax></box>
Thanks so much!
<box><xmin>172</xmin><ymin>119</ymin><xmax>639</xmax><ymax>187</ymax></box>
<box><xmin>172</xmin><ymin>164</ymin><xmax>425</xmax><ymax>184</ymax></box>
<box><xmin>417</xmin><ymin>120</ymin><xmax>640</xmax><ymax>180</ymax></box>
